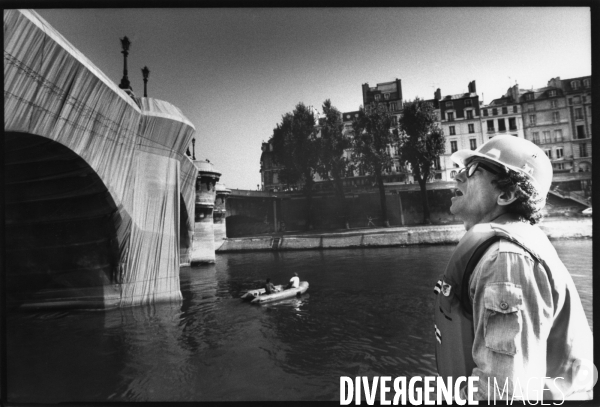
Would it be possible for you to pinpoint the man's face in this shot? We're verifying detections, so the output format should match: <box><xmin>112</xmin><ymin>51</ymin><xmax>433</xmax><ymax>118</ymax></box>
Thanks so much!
<box><xmin>450</xmin><ymin>158</ymin><xmax>505</xmax><ymax>230</ymax></box>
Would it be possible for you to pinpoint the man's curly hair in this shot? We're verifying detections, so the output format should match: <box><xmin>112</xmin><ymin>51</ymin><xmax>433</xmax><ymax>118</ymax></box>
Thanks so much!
<box><xmin>492</xmin><ymin>170</ymin><xmax>545</xmax><ymax>225</ymax></box>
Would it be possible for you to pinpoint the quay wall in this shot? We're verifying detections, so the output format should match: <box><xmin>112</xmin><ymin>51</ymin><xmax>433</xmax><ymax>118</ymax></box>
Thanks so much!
<box><xmin>218</xmin><ymin>218</ymin><xmax>592</xmax><ymax>252</ymax></box>
<box><xmin>226</xmin><ymin>188</ymin><xmax>457</xmax><ymax>237</ymax></box>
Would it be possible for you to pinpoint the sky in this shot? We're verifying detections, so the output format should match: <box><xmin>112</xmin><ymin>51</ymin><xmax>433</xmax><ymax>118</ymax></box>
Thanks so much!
<box><xmin>34</xmin><ymin>7</ymin><xmax>591</xmax><ymax>190</ymax></box>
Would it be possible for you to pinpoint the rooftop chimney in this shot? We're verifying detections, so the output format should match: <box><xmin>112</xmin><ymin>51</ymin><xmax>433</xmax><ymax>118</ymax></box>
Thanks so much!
<box><xmin>468</xmin><ymin>80</ymin><xmax>476</xmax><ymax>93</ymax></box>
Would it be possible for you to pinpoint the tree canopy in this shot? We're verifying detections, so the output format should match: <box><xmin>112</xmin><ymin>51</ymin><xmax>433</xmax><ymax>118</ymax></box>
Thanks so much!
<box><xmin>316</xmin><ymin>100</ymin><xmax>353</xmax><ymax>228</ymax></box>
<box><xmin>351</xmin><ymin>102</ymin><xmax>400</xmax><ymax>227</ymax></box>
<box><xmin>398</xmin><ymin>97</ymin><xmax>445</xmax><ymax>224</ymax></box>
<box><xmin>270</xmin><ymin>102</ymin><xmax>319</xmax><ymax>228</ymax></box>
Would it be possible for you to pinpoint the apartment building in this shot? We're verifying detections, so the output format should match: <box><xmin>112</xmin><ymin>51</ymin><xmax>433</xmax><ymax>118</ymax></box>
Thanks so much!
<box><xmin>480</xmin><ymin>84</ymin><xmax>525</xmax><ymax>142</ymax></box>
<box><xmin>439</xmin><ymin>81</ymin><xmax>482</xmax><ymax>181</ymax></box>
<box><xmin>520</xmin><ymin>82</ymin><xmax>575</xmax><ymax>174</ymax></box>
<box><xmin>261</xmin><ymin>75</ymin><xmax>591</xmax><ymax>197</ymax></box>
<box><xmin>362</xmin><ymin>78</ymin><xmax>403</xmax><ymax>119</ymax></box>
<box><xmin>557</xmin><ymin>76</ymin><xmax>592</xmax><ymax>172</ymax></box>
<box><xmin>260</xmin><ymin>141</ymin><xmax>281</xmax><ymax>191</ymax></box>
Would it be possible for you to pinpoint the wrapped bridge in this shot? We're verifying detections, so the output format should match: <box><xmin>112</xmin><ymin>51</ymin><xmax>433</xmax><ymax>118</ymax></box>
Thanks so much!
<box><xmin>4</xmin><ymin>10</ymin><xmax>198</xmax><ymax>309</ymax></box>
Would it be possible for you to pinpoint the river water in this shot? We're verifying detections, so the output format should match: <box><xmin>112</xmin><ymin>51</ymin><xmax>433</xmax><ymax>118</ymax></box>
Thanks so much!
<box><xmin>6</xmin><ymin>240</ymin><xmax>592</xmax><ymax>402</ymax></box>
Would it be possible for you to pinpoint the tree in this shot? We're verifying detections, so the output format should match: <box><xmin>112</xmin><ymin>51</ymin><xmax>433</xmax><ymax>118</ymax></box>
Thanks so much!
<box><xmin>315</xmin><ymin>100</ymin><xmax>353</xmax><ymax>229</ymax></box>
<box><xmin>397</xmin><ymin>97</ymin><xmax>445</xmax><ymax>225</ymax></box>
<box><xmin>351</xmin><ymin>102</ymin><xmax>400</xmax><ymax>227</ymax></box>
<box><xmin>271</xmin><ymin>103</ymin><xmax>319</xmax><ymax>229</ymax></box>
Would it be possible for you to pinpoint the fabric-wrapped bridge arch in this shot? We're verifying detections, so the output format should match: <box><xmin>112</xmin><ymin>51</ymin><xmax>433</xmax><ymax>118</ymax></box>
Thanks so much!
<box><xmin>4</xmin><ymin>9</ymin><xmax>198</xmax><ymax>309</ymax></box>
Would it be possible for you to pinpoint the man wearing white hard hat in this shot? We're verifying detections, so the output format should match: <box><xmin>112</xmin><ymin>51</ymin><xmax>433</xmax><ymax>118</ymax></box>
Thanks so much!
<box><xmin>433</xmin><ymin>135</ymin><xmax>593</xmax><ymax>401</ymax></box>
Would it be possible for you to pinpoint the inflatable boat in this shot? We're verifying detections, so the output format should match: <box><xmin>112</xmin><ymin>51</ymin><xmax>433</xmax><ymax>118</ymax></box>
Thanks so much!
<box><xmin>241</xmin><ymin>281</ymin><xmax>309</xmax><ymax>305</ymax></box>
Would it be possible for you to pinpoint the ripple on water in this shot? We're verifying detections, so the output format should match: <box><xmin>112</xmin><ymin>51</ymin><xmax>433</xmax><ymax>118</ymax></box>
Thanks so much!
<box><xmin>5</xmin><ymin>242</ymin><xmax>591</xmax><ymax>402</ymax></box>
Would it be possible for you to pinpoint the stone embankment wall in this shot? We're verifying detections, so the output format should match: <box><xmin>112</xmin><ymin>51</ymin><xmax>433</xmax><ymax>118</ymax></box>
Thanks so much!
<box><xmin>226</xmin><ymin>188</ymin><xmax>457</xmax><ymax>237</ymax></box>
<box><xmin>218</xmin><ymin>218</ymin><xmax>592</xmax><ymax>253</ymax></box>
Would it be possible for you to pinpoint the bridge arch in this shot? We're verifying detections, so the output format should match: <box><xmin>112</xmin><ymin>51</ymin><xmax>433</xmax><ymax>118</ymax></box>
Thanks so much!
<box><xmin>5</xmin><ymin>132</ymin><xmax>121</xmax><ymax>308</ymax></box>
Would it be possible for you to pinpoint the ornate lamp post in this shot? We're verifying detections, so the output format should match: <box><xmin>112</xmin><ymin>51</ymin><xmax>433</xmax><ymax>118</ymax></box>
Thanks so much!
<box><xmin>192</xmin><ymin>138</ymin><xmax>196</xmax><ymax>160</ymax></box>
<box><xmin>118</xmin><ymin>36</ymin><xmax>131</xmax><ymax>90</ymax></box>
<box><xmin>141</xmin><ymin>66</ymin><xmax>149</xmax><ymax>97</ymax></box>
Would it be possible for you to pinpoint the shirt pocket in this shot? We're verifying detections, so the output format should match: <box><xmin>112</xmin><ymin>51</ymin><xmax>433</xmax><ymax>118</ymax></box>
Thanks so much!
<box><xmin>483</xmin><ymin>282</ymin><xmax>523</xmax><ymax>356</ymax></box>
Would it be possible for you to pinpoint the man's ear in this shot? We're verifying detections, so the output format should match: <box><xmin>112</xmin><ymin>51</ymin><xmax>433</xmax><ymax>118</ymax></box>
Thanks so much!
<box><xmin>497</xmin><ymin>188</ymin><xmax>518</xmax><ymax>206</ymax></box>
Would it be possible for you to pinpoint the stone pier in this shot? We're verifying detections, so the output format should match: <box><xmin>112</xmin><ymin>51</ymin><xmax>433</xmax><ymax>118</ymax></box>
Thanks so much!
<box><xmin>213</xmin><ymin>182</ymin><xmax>231</xmax><ymax>250</ymax></box>
<box><xmin>190</xmin><ymin>160</ymin><xmax>221</xmax><ymax>264</ymax></box>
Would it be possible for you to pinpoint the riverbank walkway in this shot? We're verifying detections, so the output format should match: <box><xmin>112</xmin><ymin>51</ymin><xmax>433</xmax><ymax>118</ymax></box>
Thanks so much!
<box><xmin>217</xmin><ymin>217</ymin><xmax>592</xmax><ymax>252</ymax></box>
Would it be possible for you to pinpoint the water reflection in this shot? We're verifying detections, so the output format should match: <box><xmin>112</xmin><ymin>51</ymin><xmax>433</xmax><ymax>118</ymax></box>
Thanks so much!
<box><xmin>6</xmin><ymin>240</ymin><xmax>592</xmax><ymax>402</ymax></box>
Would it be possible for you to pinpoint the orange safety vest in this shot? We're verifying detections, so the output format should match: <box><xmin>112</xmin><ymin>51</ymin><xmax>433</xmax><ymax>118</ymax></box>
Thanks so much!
<box><xmin>433</xmin><ymin>214</ymin><xmax>591</xmax><ymax>387</ymax></box>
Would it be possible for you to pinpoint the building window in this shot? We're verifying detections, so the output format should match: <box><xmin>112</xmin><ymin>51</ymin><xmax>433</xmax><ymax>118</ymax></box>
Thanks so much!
<box><xmin>554</xmin><ymin>163</ymin><xmax>565</xmax><ymax>170</ymax></box>
<box><xmin>554</xmin><ymin>129</ymin><xmax>563</xmax><ymax>142</ymax></box>
<box><xmin>513</xmin><ymin>105</ymin><xmax>518</xmax><ymax>113</ymax></box>
<box><xmin>583</xmin><ymin>79</ymin><xmax>590</xmax><ymax>88</ymax></box>
<box><xmin>450</xmin><ymin>170</ymin><xmax>457</xmax><ymax>178</ymax></box>
<box><xmin>468</xmin><ymin>124</ymin><xmax>474</xmax><ymax>133</ymax></box>
<box><xmin>374</xmin><ymin>94</ymin><xmax>381</xmax><ymax>101</ymax></box>
<box><xmin>435</xmin><ymin>157</ymin><xmax>441</xmax><ymax>171</ymax></box>
<box><xmin>568</xmin><ymin>98</ymin><xmax>573</xmax><ymax>105</ymax></box>
<box><xmin>532</xmin><ymin>132</ymin><xmax>540</xmax><ymax>143</ymax></box>
<box><xmin>445</xmin><ymin>101</ymin><xmax>454</xmax><ymax>108</ymax></box>
<box><xmin>464</xmin><ymin>99</ymin><xmax>472</xmax><ymax>107</ymax></box>
<box><xmin>447</xmin><ymin>112</ymin><xmax>454</xmax><ymax>121</ymax></box>
<box><xmin>492</xmin><ymin>108</ymin><xmax>498</xmax><ymax>115</ymax></box>
<box><xmin>384</xmin><ymin>93</ymin><xmax>390</xmax><ymax>100</ymax></box>
<box><xmin>543</xmin><ymin>131</ymin><xmax>551</xmax><ymax>143</ymax></box>
<box><xmin>469</xmin><ymin>139</ymin><xmax>477</xmax><ymax>150</ymax></box>
<box><xmin>545</xmin><ymin>149</ymin><xmax>552</xmax><ymax>159</ymax></box>
<box><xmin>390</xmin><ymin>102</ymin><xmax>397</xmax><ymax>111</ymax></box>
<box><xmin>449</xmin><ymin>126</ymin><xmax>456</xmax><ymax>135</ymax></box>
<box><xmin>575</xmin><ymin>108</ymin><xmax>583</xmax><ymax>120</ymax></box>
<box><xmin>549</xmin><ymin>90</ymin><xmax>556</xmax><ymax>97</ymax></box>
<box><xmin>509</xmin><ymin>117</ymin><xmax>517</xmax><ymax>130</ymax></box>
<box><xmin>577</xmin><ymin>125</ymin><xmax>585</xmax><ymax>139</ymax></box>
<box><xmin>571</xmin><ymin>80</ymin><xmax>580</xmax><ymax>90</ymax></box>
<box><xmin>483</xmin><ymin>109</ymin><xmax>488</xmax><ymax>117</ymax></box>
<box><xmin>527</xmin><ymin>104</ymin><xmax>535</xmax><ymax>112</ymax></box>
<box><xmin>450</xmin><ymin>140</ymin><xmax>458</xmax><ymax>153</ymax></box>
<box><xmin>391</xmin><ymin>116</ymin><xmax>398</xmax><ymax>126</ymax></box>
<box><xmin>556</xmin><ymin>147</ymin><xmax>564</xmax><ymax>159</ymax></box>
<box><xmin>574</xmin><ymin>96</ymin><xmax>581</xmax><ymax>104</ymax></box>
<box><xmin>525</xmin><ymin>93</ymin><xmax>533</xmax><ymax>101</ymax></box>
<box><xmin>580</xmin><ymin>143</ymin><xmax>588</xmax><ymax>157</ymax></box>
<box><xmin>502</xmin><ymin>107</ymin><xmax>508</xmax><ymax>114</ymax></box>
<box><xmin>550</xmin><ymin>100</ymin><xmax>558</xmax><ymax>109</ymax></box>
<box><xmin>529</xmin><ymin>114</ymin><xmax>536</xmax><ymax>126</ymax></box>
<box><xmin>583</xmin><ymin>96</ymin><xmax>587</xmax><ymax>103</ymax></box>
<box><xmin>498</xmin><ymin>119</ymin><xmax>506</xmax><ymax>132</ymax></box>
<box><xmin>487</xmin><ymin>120</ymin><xmax>494</xmax><ymax>131</ymax></box>
<box><xmin>466</xmin><ymin>110</ymin><xmax>473</xmax><ymax>119</ymax></box>
<box><xmin>552</xmin><ymin>111</ymin><xmax>560</xmax><ymax>123</ymax></box>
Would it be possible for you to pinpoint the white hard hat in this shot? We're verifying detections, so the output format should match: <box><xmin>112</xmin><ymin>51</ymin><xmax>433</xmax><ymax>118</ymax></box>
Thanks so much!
<box><xmin>451</xmin><ymin>135</ymin><xmax>553</xmax><ymax>198</ymax></box>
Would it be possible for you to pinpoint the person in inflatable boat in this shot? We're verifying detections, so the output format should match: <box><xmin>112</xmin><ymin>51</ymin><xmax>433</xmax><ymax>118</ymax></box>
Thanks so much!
<box><xmin>286</xmin><ymin>272</ymin><xmax>300</xmax><ymax>289</ymax></box>
<box><xmin>433</xmin><ymin>135</ymin><xmax>593</xmax><ymax>401</ymax></box>
<box><xmin>264</xmin><ymin>278</ymin><xmax>279</xmax><ymax>294</ymax></box>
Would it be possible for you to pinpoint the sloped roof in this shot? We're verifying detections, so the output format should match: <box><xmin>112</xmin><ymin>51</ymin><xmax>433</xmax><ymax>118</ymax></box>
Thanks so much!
<box><xmin>440</xmin><ymin>92</ymin><xmax>478</xmax><ymax>101</ymax></box>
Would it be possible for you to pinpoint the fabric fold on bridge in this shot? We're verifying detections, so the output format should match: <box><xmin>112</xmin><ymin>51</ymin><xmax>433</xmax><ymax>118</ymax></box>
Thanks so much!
<box><xmin>5</xmin><ymin>9</ymin><xmax>198</xmax><ymax>308</ymax></box>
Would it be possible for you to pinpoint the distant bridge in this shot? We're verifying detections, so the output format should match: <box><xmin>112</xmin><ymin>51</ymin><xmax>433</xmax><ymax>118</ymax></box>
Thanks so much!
<box><xmin>4</xmin><ymin>10</ymin><xmax>198</xmax><ymax>309</ymax></box>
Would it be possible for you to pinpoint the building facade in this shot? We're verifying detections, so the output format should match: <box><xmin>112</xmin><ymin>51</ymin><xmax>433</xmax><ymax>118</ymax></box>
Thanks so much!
<box><xmin>480</xmin><ymin>84</ymin><xmax>525</xmax><ymax>142</ymax></box>
<box><xmin>558</xmin><ymin>76</ymin><xmax>592</xmax><ymax>173</ymax></box>
<box><xmin>259</xmin><ymin>75</ymin><xmax>591</xmax><ymax>200</ymax></box>
<box><xmin>439</xmin><ymin>81</ymin><xmax>482</xmax><ymax>181</ymax></box>
<box><xmin>518</xmin><ymin>82</ymin><xmax>574</xmax><ymax>175</ymax></box>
